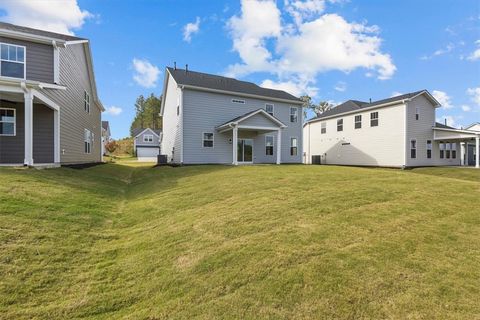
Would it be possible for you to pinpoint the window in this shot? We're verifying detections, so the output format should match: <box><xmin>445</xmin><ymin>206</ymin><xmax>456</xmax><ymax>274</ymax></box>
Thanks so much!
<box><xmin>354</xmin><ymin>115</ymin><xmax>362</xmax><ymax>129</ymax></box>
<box><xmin>426</xmin><ymin>140</ymin><xmax>432</xmax><ymax>159</ymax></box>
<box><xmin>452</xmin><ymin>143</ymin><xmax>457</xmax><ymax>159</ymax></box>
<box><xmin>232</xmin><ymin>99</ymin><xmax>245</xmax><ymax>104</ymax></box>
<box><xmin>0</xmin><ymin>108</ymin><xmax>15</xmax><ymax>136</ymax></box>
<box><xmin>320</xmin><ymin>122</ymin><xmax>326</xmax><ymax>134</ymax></box>
<box><xmin>439</xmin><ymin>142</ymin><xmax>445</xmax><ymax>159</ymax></box>
<box><xmin>84</xmin><ymin>91</ymin><xmax>90</xmax><ymax>113</ymax></box>
<box><xmin>410</xmin><ymin>139</ymin><xmax>417</xmax><ymax>159</ymax></box>
<box><xmin>203</xmin><ymin>132</ymin><xmax>214</xmax><ymax>148</ymax></box>
<box><xmin>445</xmin><ymin>142</ymin><xmax>451</xmax><ymax>159</ymax></box>
<box><xmin>337</xmin><ymin>119</ymin><xmax>343</xmax><ymax>132</ymax></box>
<box><xmin>415</xmin><ymin>107</ymin><xmax>419</xmax><ymax>120</ymax></box>
<box><xmin>265</xmin><ymin>104</ymin><xmax>274</xmax><ymax>116</ymax></box>
<box><xmin>177</xmin><ymin>105</ymin><xmax>180</xmax><ymax>116</ymax></box>
<box><xmin>290</xmin><ymin>137</ymin><xmax>298</xmax><ymax>156</ymax></box>
<box><xmin>143</xmin><ymin>134</ymin><xmax>153</xmax><ymax>142</ymax></box>
<box><xmin>370</xmin><ymin>112</ymin><xmax>379</xmax><ymax>127</ymax></box>
<box><xmin>84</xmin><ymin>129</ymin><xmax>92</xmax><ymax>154</ymax></box>
<box><xmin>265</xmin><ymin>135</ymin><xmax>274</xmax><ymax>155</ymax></box>
<box><xmin>290</xmin><ymin>107</ymin><xmax>298</xmax><ymax>123</ymax></box>
<box><xmin>0</xmin><ymin>43</ymin><xmax>25</xmax><ymax>79</ymax></box>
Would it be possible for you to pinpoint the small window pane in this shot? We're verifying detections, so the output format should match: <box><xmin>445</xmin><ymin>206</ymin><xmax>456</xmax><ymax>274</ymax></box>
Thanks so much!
<box><xmin>8</xmin><ymin>45</ymin><xmax>16</xmax><ymax>61</ymax></box>
<box><xmin>17</xmin><ymin>47</ymin><xmax>24</xmax><ymax>62</ymax></box>
<box><xmin>0</xmin><ymin>122</ymin><xmax>14</xmax><ymax>135</ymax></box>
<box><xmin>1</xmin><ymin>45</ymin><xmax>8</xmax><ymax>60</ymax></box>
<box><xmin>1</xmin><ymin>61</ymin><xmax>24</xmax><ymax>78</ymax></box>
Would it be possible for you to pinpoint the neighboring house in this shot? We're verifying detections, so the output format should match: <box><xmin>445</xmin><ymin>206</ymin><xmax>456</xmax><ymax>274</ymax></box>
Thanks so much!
<box><xmin>463</xmin><ymin>123</ymin><xmax>480</xmax><ymax>166</ymax></box>
<box><xmin>0</xmin><ymin>22</ymin><xmax>103</xmax><ymax>167</ymax></box>
<box><xmin>160</xmin><ymin>67</ymin><xmax>304</xmax><ymax>165</ymax></box>
<box><xmin>304</xmin><ymin>90</ymin><xmax>480</xmax><ymax>168</ymax></box>
<box><xmin>132</xmin><ymin>127</ymin><xmax>161</xmax><ymax>162</ymax></box>
<box><xmin>101</xmin><ymin>121</ymin><xmax>111</xmax><ymax>156</ymax></box>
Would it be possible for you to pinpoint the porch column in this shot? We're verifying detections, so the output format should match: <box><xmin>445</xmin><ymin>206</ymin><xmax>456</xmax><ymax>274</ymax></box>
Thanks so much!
<box><xmin>276</xmin><ymin>129</ymin><xmax>281</xmax><ymax>165</ymax></box>
<box><xmin>54</xmin><ymin>109</ymin><xmax>60</xmax><ymax>163</ymax></box>
<box><xmin>460</xmin><ymin>142</ymin><xmax>465</xmax><ymax>166</ymax></box>
<box><xmin>24</xmin><ymin>91</ymin><xmax>33</xmax><ymax>166</ymax></box>
<box><xmin>476</xmin><ymin>136</ymin><xmax>479</xmax><ymax>168</ymax></box>
<box><xmin>232</xmin><ymin>125</ymin><xmax>238</xmax><ymax>165</ymax></box>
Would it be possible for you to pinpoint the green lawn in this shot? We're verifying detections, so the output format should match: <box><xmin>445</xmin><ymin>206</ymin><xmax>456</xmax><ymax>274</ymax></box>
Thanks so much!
<box><xmin>0</xmin><ymin>163</ymin><xmax>479</xmax><ymax>319</ymax></box>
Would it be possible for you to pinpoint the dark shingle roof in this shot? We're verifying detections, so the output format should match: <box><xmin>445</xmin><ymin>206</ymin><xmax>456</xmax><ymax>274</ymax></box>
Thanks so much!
<box><xmin>167</xmin><ymin>67</ymin><xmax>302</xmax><ymax>103</ymax></box>
<box><xmin>0</xmin><ymin>21</ymin><xmax>85</xmax><ymax>42</ymax></box>
<box><xmin>434</xmin><ymin>122</ymin><xmax>456</xmax><ymax>129</ymax></box>
<box><xmin>132</xmin><ymin>128</ymin><xmax>161</xmax><ymax>137</ymax></box>
<box><xmin>102</xmin><ymin>121</ymin><xmax>109</xmax><ymax>130</ymax></box>
<box><xmin>308</xmin><ymin>90</ymin><xmax>427</xmax><ymax>122</ymax></box>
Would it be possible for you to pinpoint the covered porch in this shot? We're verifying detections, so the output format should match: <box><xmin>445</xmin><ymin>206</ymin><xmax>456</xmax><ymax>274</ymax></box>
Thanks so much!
<box><xmin>433</xmin><ymin>126</ymin><xmax>480</xmax><ymax>168</ymax></box>
<box><xmin>216</xmin><ymin>109</ymin><xmax>286</xmax><ymax>165</ymax></box>
<box><xmin>0</xmin><ymin>83</ymin><xmax>60</xmax><ymax>167</ymax></box>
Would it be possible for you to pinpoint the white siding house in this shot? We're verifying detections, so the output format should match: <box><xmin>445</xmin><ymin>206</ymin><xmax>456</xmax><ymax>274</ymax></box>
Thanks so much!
<box><xmin>304</xmin><ymin>90</ymin><xmax>480</xmax><ymax>168</ymax></box>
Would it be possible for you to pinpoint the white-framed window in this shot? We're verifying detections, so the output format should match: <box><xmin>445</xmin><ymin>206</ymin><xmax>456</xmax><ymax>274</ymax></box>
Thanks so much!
<box><xmin>445</xmin><ymin>142</ymin><xmax>451</xmax><ymax>159</ymax></box>
<box><xmin>410</xmin><ymin>139</ymin><xmax>417</xmax><ymax>159</ymax></box>
<box><xmin>415</xmin><ymin>107</ymin><xmax>419</xmax><ymax>120</ymax></box>
<box><xmin>84</xmin><ymin>129</ymin><xmax>92</xmax><ymax>154</ymax></box>
<box><xmin>202</xmin><ymin>132</ymin><xmax>214</xmax><ymax>148</ymax></box>
<box><xmin>426</xmin><ymin>140</ymin><xmax>432</xmax><ymax>159</ymax></box>
<box><xmin>265</xmin><ymin>135</ymin><xmax>274</xmax><ymax>155</ymax></box>
<box><xmin>354</xmin><ymin>115</ymin><xmax>362</xmax><ymax>129</ymax></box>
<box><xmin>337</xmin><ymin>119</ymin><xmax>343</xmax><ymax>132</ymax></box>
<box><xmin>370</xmin><ymin>112</ymin><xmax>379</xmax><ymax>127</ymax></box>
<box><xmin>0</xmin><ymin>43</ymin><xmax>25</xmax><ymax>79</ymax></box>
<box><xmin>177</xmin><ymin>105</ymin><xmax>180</xmax><ymax>116</ymax></box>
<box><xmin>143</xmin><ymin>134</ymin><xmax>153</xmax><ymax>142</ymax></box>
<box><xmin>439</xmin><ymin>141</ymin><xmax>445</xmax><ymax>159</ymax></box>
<box><xmin>290</xmin><ymin>107</ymin><xmax>298</xmax><ymax>123</ymax></box>
<box><xmin>232</xmin><ymin>99</ymin><xmax>245</xmax><ymax>104</ymax></box>
<box><xmin>84</xmin><ymin>90</ymin><xmax>90</xmax><ymax>113</ymax></box>
<box><xmin>265</xmin><ymin>103</ymin><xmax>274</xmax><ymax>116</ymax></box>
<box><xmin>0</xmin><ymin>108</ymin><xmax>15</xmax><ymax>136</ymax></box>
<box><xmin>290</xmin><ymin>137</ymin><xmax>298</xmax><ymax>156</ymax></box>
<box><xmin>321</xmin><ymin>122</ymin><xmax>326</xmax><ymax>134</ymax></box>
<box><xmin>451</xmin><ymin>143</ymin><xmax>457</xmax><ymax>159</ymax></box>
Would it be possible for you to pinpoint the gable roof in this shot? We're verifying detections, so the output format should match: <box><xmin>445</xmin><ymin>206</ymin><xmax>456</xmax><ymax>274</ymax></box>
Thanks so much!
<box><xmin>306</xmin><ymin>90</ymin><xmax>440</xmax><ymax>123</ymax></box>
<box><xmin>434</xmin><ymin>122</ymin><xmax>456</xmax><ymax>129</ymax></box>
<box><xmin>465</xmin><ymin>122</ymin><xmax>480</xmax><ymax>130</ymax></box>
<box><xmin>0</xmin><ymin>21</ymin><xmax>85</xmax><ymax>43</ymax></box>
<box><xmin>166</xmin><ymin>67</ymin><xmax>302</xmax><ymax>104</ymax></box>
<box><xmin>132</xmin><ymin>128</ymin><xmax>161</xmax><ymax>138</ymax></box>
<box><xmin>216</xmin><ymin>109</ymin><xmax>286</xmax><ymax>132</ymax></box>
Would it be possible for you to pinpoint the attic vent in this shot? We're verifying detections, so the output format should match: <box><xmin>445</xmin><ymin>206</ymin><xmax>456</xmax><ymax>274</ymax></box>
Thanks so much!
<box><xmin>232</xmin><ymin>99</ymin><xmax>245</xmax><ymax>104</ymax></box>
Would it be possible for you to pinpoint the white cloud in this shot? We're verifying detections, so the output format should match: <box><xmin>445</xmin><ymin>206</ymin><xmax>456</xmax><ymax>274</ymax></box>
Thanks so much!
<box><xmin>467</xmin><ymin>40</ymin><xmax>480</xmax><ymax>61</ymax></box>
<box><xmin>334</xmin><ymin>81</ymin><xmax>346</xmax><ymax>92</ymax></box>
<box><xmin>421</xmin><ymin>43</ymin><xmax>454</xmax><ymax>60</ymax></box>
<box><xmin>0</xmin><ymin>0</ymin><xmax>92</xmax><ymax>35</ymax></box>
<box><xmin>261</xmin><ymin>78</ymin><xmax>318</xmax><ymax>97</ymax></box>
<box><xmin>104</xmin><ymin>106</ymin><xmax>122</xmax><ymax>116</ymax></box>
<box><xmin>436</xmin><ymin>115</ymin><xmax>459</xmax><ymax>128</ymax></box>
<box><xmin>391</xmin><ymin>91</ymin><xmax>403</xmax><ymax>97</ymax></box>
<box><xmin>225</xmin><ymin>0</ymin><xmax>395</xmax><ymax>95</ymax></box>
<box><xmin>183</xmin><ymin>17</ymin><xmax>201</xmax><ymax>42</ymax></box>
<box><xmin>432</xmin><ymin>90</ymin><xmax>453</xmax><ymax>109</ymax></box>
<box><xmin>461</xmin><ymin>105</ymin><xmax>471</xmax><ymax>112</ymax></box>
<box><xmin>467</xmin><ymin>87</ymin><xmax>480</xmax><ymax>107</ymax></box>
<box><xmin>132</xmin><ymin>58</ymin><xmax>160</xmax><ymax>88</ymax></box>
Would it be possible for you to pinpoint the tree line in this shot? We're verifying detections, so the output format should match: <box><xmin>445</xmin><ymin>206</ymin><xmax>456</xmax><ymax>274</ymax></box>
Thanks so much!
<box><xmin>130</xmin><ymin>94</ymin><xmax>162</xmax><ymax>136</ymax></box>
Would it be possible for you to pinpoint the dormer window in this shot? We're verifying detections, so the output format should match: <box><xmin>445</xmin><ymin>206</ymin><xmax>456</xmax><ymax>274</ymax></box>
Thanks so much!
<box><xmin>0</xmin><ymin>43</ymin><xmax>25</xmax><ymax>79</ymax></box>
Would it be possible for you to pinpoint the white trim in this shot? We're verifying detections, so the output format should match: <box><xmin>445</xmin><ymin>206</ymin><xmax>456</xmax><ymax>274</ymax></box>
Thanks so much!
<box><xmin>0</xmin><ymin>28</ymin><xmax>68</xmax><ymax>45</ymax></box>
<box><xmin>290</xmin><ymin>136</ymin><xmax>298</xmax><ymax>156</ymax></box>
<box><xmin>84</xmin><ymin>128</ymin><xmax>92</xmax><ymax>154</ymax></box>
<box><xmin>52</xmin><ymin>41</ymin><xmax>60</xmax><ymax>84</ymax></box>
<box><xmin>370</xmin><ymin>111</ymin><xmax>379</xmax><ymax>127</ymax></box>
<box><xmin>410</xmin><ymin>139</ymin><xmax>417</xmax><ymax>159</ymax></box>
<box><xmin>54</xmin><ymin>109</ymin><xmax>60</xmax><ymax>163</ymax></box>
<box><xmin>143</xmin><ymin>134</ymin><xmax>154</xmax><ymax>142</ymax></box>
<box><xmin>336</xmin><ymin>118</ymin><xmax>343</xmax><ymax>132</ymax></box>
<box><xmin>426</xmin><ymin>139</ymin><xmax>432</xmax><ymax>159</ymax></box>
<box><xmin>237</xmin><ymin>138</ymin><xmax>254</xmax><ymax>164</ymax></box>
<box><xmin>202</xmin><ymin>132</ymin><xmax>214</xmax><ymax>148</ymax></box>
<box><xmin>265</xmin><ymin>135</ymin><xmax>274</xmax><ymax>156</ymax></box>
<box><xmin>290</xmin><ymin>107</ymin><xmax>298</xmax><ymax>123</ymax></box>
<box><xmin>216</xmin><ymin>109</ymin><xmax>287</xmax><ymax>132</ymax></box>
<box><xmin>31</xmin><ymin>89</ymin><xmax>60</xmax><ymax>111</ymax></box>
<box><xmin>24</xmin><ymin>90</ymin><xmax>33</xmax><ymax>165</ymax></box>
<box><xmin>0</xmin><ymin>107</ymin><xmax>16</xmax><ymax>136</ymax></box>
<box><xmin>232</xmin><ymin>125</ymin><xmax>238</xmax><ymax>165</ymax></box>
<box><xmin>237</xmin><ymin>125</ymin><xmax>282</xmax><ymax>131</ymax></box>
<box><xmin>134</xmin><ymin>128</ymin><xmax>160</xmax><ymax>138</ymax></box>
<box><xmin>180</xmin><ymin>87</ymin><xmax>184</xmax><ymax>164</ymax></box>
<box><xmin>0</xmin><ymin>42</ymin><xmax>26</xmax><ymax>81</ymax></box>
<box><xmin>276</xmin><ymin>129</ymin><xmax>282</xmax><ymax>164</ymax></box>
<box><xmin>354</xmin><ymin>114</ymin><xmax>362</xmax><ymax>129</ymax></box>
<box><xmin>404</xmin><ymin>102</ymin><xmax>408</xmax><ymax>167</ymax></box>
<box><xmin>65</xmin><ymin>40</ymin><xmax>89</xmax><ymax>45</ymax></box>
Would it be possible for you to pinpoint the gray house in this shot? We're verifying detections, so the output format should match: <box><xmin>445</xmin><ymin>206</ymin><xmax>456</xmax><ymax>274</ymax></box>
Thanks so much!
<box><xmin>132</xmin><ymin>127</ymin><xmax>161</xmax><ymax>162</ymax></box>
<box><xmin>0</xmin><ymin>22</ymin><xmax>103</xmax><ymax>167</ymax></box>
<box><xmin>160</xmin><ymin>67</ymin><xmax>304</xmax><ymax>165</ymax></box>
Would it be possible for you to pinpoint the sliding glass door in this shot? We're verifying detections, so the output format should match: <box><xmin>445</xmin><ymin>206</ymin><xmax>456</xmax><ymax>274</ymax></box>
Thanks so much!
<box><xmin>237</xmin><ymin>139</ymin><xmax>253</xmax><ymax>163</ymax></box>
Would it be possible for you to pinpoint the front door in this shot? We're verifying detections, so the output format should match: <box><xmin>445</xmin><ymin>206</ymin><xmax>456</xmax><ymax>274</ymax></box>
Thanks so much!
<box><xmin>237</xmin><ymin>139</ymin><xmax>253</xmax><ymax>163</ymax></box>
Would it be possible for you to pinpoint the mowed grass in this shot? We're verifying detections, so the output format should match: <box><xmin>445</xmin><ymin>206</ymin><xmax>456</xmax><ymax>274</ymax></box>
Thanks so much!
<box><xmin>0</xmin><ymin>163</ymin><xmax>479</xmax><ymax>319</ymax></box>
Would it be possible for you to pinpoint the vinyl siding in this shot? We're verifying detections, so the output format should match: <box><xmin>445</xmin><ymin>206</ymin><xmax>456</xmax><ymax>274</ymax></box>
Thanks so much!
<box><xmin>135</xmin><ymin>129</ymin><xmax>160</xmax><ymax>148</ymax></box>
<box><xmin>304</xmin><ymin>103</ymin><xmax>406</xmax><ymax>167</ymax></box>
<box><xmin>161</xmin><ymin>73</ymin><xmax>182</xmax><ymax>163</ymax></box>
<box><xmin>182</xmin><ymin>89</ymin><xmax>303</xmax><ymax>164</ymax></box>
<box><xmin>41</xmin><ymin>43</ymin><xmax>101</xmax><ymax>164</ymax></box>
<box><xmin>406</xmin><ymin>95</ymin><xmax>460</xmax><ymax>167</ymax></box>
<box><xmin>0</xmin><ymin>36</ymin><xmax>54</xmax><ymax>83</ymax></box>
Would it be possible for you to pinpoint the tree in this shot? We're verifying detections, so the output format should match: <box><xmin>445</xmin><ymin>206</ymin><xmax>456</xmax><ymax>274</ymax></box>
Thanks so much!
<box><xmin>301</xmin><ymin>95</ymin><xmax>334</xmax><ymax>119</ymax></box>
<box><xmin>105</xmin><ymin>140</ymin><xmax>118</xmax><ymax>154</ymax></box>
<box><xmin>314</xmin><ymin>101</ymin><xmax>333</xmax><ymax>117</ymax></box>
<box><xmin>130</xmin><ymin>94</ymin><xmax>162</xmax><ymax>136</ymax></box>
<box><xmin>300</xmin><ymin>95</ymin><xmax>314</xmax><ymax>119</ymax></box>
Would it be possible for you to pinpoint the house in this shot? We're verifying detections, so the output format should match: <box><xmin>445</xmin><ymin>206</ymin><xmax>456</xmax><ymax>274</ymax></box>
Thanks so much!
<box><xmin>160</xmin><ymin>66</ymin><xmax>304</xmax><ymax>165</ymax></box>
<box><xmin>0</xmin><ymin>22</ymin><xmax>103</xmax><ymax>167</ymax></box>
<box><xmin>101</xmin><ymin>121</ymin><xmax>111</xmax><ymax>156</ymax></box>
<box><xmin>303</xmin><ymin>90</ymin><xmax>480</xmax><ymax>168</ymax></box>
<box><xmin>132</xmin><ymin>127</ymin><xmax>161</xmax><ymax>162</ymax></box>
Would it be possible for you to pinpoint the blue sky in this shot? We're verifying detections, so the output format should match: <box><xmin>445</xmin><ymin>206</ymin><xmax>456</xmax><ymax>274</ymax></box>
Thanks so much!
<box><xmin>0</xmin><ymin>0</ymin><xmax>479</xmax><ymax>139</ymax></box>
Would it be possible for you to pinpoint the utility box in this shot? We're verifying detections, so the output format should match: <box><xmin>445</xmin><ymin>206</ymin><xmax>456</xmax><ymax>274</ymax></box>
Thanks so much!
<box><xmin>157</xmin><ymin>155</ymin><xmax>167</xmax><ymax>165</ymax></box>
<box><xmin>312</xmin><ymin>155</ymin><xmax>322</xmax><ymax>165</ymax></box>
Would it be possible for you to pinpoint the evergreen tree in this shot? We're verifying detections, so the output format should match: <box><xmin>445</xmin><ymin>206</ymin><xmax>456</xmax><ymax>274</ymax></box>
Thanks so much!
<box><xmin>130</xmin><ymin>94</ymin><xmax>162</xmax><ymax>136</ymax></box>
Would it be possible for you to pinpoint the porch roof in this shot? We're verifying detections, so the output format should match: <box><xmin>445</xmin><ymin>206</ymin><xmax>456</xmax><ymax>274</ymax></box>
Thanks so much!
<box><xmin>433</xmin><ymin>126</ymin><xmax>480</xmax><ymax>141</ymax></box>
<box><xmin>216</xmin><ymin>109</ymin><xmax>287</xmax><ymax>133</ymax></box>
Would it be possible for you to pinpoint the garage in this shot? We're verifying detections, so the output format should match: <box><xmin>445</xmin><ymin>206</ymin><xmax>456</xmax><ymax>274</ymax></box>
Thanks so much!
<box><xmin>136</xmin><ymin>146</ymin><xmax>160</xmax><ymax>162</ymax></box>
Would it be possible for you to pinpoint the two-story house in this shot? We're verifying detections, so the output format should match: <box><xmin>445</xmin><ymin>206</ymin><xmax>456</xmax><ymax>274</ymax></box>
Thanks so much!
<box><xmin>160</xmin><ymin>67</ymin><xmax>304</xmax><ymax>165</ymax></box>
<box><xmin>0</xmin><ymin>22</ymin><xmax>103</xmax><ymax>167</ymax></box>
<box><xmin>132</xmin><ymin>127</ymin><xmax>161</xmax><ymax>162</ymax></box>
<box><xmin>304</xmin><ymin>90</ymin><xmax>480</xmax><ymax>168</ymax></box>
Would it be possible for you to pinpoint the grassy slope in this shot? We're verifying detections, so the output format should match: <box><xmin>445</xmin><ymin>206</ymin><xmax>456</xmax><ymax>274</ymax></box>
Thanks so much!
<box><xmin>0</xmin><ymin>164</ymin><xmax>479</xmax><ymax>319</ymax></box>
